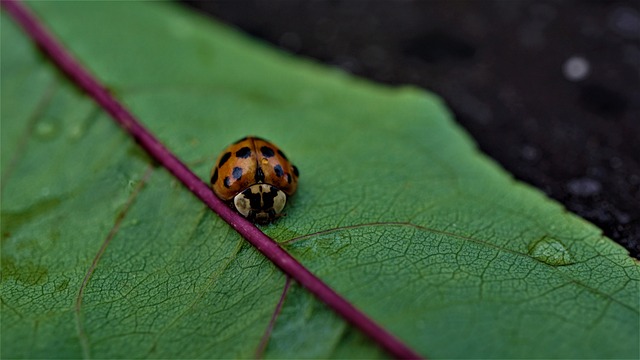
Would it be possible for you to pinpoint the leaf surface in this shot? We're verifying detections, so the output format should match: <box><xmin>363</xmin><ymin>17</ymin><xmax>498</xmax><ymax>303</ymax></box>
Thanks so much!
<box><xmin>1</xmin><ymin>1</ymin><xmax>638</xmax><ymax>358</ymax></box>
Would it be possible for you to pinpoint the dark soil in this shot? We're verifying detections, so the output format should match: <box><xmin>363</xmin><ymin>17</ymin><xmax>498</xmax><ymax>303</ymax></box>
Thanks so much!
<box><xmin>181</xmin><ymin>0</ymin><xmax>640</xmax><ymax>258</ymax></box>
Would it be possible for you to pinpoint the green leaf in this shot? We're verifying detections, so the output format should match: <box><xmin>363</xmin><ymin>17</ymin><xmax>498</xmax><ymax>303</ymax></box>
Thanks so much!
<box><xmin>2</xmin><ymin>1</ymin><xmax>638</xmax><ymax>358</ymax></box>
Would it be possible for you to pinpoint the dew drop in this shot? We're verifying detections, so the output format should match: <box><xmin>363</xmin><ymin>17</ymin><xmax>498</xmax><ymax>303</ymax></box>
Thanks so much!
<box><xmin>528</xmin><ymin>237</ymin><xmax>574</xmax><ymax>266</ymax></box>
<box><xmin>68</xmin><ymin>125</ymin><xmax>84</xmax><ymax>140</ymax></box>
<box><xmin>35</xmin><ymin>122</ymin><xmax>57</xmax><ymax>139</ymax></box>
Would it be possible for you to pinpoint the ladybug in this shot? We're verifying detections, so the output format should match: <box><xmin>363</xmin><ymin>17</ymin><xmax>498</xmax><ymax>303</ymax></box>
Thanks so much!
<box><xmin>210</xmin><ymin>136</ymin><xmax>299</xmax><ymax>224</ymax></box>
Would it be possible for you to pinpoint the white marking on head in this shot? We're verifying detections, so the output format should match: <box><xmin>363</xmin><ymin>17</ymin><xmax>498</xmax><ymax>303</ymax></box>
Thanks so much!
<box><xmin>233</xmin><ymin>184</ymin><xmax>287</xmax><ymax>223</ymax></box>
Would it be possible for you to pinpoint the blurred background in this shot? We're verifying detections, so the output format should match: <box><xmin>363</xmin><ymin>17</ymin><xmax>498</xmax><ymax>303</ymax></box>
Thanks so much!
<box><xmin>181</xmin><ymin>0</ymin><xmax>640</xmax><ymax>258</ymax></box>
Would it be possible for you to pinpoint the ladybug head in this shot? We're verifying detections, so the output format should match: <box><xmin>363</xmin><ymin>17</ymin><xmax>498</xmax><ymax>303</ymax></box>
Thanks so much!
<box><xmin>233</xmin><ymin>184</ymin><xmax>286</xmax><ymax>224</ymax></box>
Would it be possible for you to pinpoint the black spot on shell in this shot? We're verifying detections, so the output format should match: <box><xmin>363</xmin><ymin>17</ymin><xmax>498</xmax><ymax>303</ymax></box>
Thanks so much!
<box><xmin>292</xmin><ymin>165</ymin><xmax>299</xmax><ymax>177</ymax></box>
<box><xmin>211</xmin><ymin>168</ymin><xmax>218</xmax><ymax>184</ymax></box>
<box><xmin>277</xmin><ymin>149</ymin><xmax>288</xmax><ymax>160</ymax></box>
<box><xmin>235</xmin><ymin>147</ymin><xmax>251</xmax><ymax>158</ymax></box>
<box><xmin>255</xmin><ymin>166</ymin><xmax>265</xmax><ymax>183</ymax></box>
<box><xmin>223</xmin><ymin>176</ymin><xmax>231</xmax><ymax>188</ymax></box>
<box><xmin>261</xmin><ymin>146</ymin><xmax>275</xmax><ymax>158</ymax></box>
<box><xmin>286</xmin><ymin>174</ymin><xmax>292</xmax><ymax>184</ymax></box>
<box><xmin>218</xmin><ymin>152</ymin><xmax>231</xmax><ymax>167</ymax></box>
<box><xmin>274</xmin><ymin>164</ymin><xmax>284</xmax><ymax>177</ymax></box>
<box><xmin>232</xmin><ymin>167</ymin><xmax>243</xmax><ymax>180</ymax></box>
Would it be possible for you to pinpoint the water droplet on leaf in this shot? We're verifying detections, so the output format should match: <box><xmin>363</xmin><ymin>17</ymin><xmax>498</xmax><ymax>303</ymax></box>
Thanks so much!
<box><xmin>528</xmin><ymin>237</ymin><xmax>574</xmax><ymax>266</ymax></box>
<box><xmin>69</xmin><ymin>125</ymin><xmax>84</xmax><ymax>139</ymax></box>
<box><xmin>35</xmin><ymin>122</ymin><xmax>57</xmax><ymax>139</ymax></box>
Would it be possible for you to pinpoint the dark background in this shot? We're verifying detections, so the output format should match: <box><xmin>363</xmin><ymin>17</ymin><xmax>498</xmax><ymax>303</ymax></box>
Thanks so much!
<box><xmin>181</xmin><ymin>0</ymin><xmax>640</xmax><ymax>258</ymax></box>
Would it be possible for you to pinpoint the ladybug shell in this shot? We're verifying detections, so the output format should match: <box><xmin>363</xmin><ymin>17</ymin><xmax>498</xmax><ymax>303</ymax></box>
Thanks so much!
<box><xmin>210</xmin><ymin>136</ymin><xmax>299</xmax><ymax>201</ymax></box>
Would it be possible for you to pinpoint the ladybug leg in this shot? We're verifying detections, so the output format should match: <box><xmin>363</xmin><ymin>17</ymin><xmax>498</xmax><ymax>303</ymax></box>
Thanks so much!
<box><xmin>268</xmin><ymin>209</ymin><xmax>276</xmax><ymax>218</ymax></box>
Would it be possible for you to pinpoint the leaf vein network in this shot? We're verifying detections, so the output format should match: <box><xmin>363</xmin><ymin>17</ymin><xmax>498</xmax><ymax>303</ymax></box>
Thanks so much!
<box><xmin>284</xmin><ymin>221</ymin><xmax>637</xmax><ymax>314</ymax></box>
